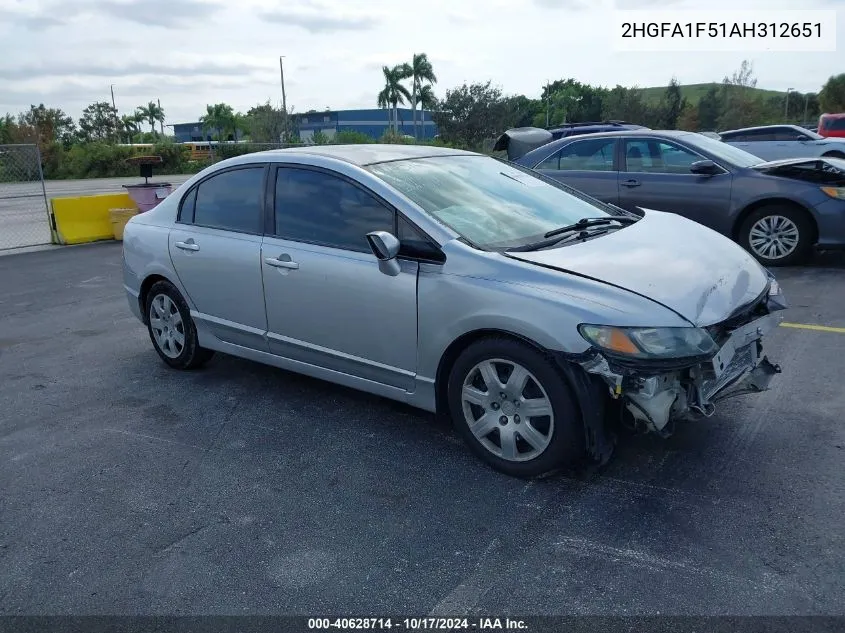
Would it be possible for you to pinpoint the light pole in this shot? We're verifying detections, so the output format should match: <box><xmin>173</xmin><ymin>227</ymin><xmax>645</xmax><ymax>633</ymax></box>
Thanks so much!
<box><xmin>279</xmin><ymin>56</ymin><xmax>288</xmax><ymax>141</ymax></box>
<box><xmin>110</xmin><ymin>84</ymin><xmax>117</xmax><ymax>110</ymax></box>
<box><xmin>785</xmin><ymin>88</ymin><xmax>794</xmax><ymax>121</ymax></box>
<box><xmin>803</xmin><ymin>93</ymin><xmax>811</xmax><ymax>125</ymax></box>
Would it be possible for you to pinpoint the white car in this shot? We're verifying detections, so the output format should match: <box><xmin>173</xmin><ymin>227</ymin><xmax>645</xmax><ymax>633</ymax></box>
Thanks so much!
<box><xmin>719</xmin><ymin>124</ymin><xmax>845</xmax><ymax>161</ymax></box>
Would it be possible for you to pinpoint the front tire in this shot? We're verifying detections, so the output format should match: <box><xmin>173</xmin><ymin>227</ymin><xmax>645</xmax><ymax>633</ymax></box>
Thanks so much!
<box><xmin>447</xmin><ymin>337</ymin><xmax>584</xmax><ymax>478</ymax></box>
<box><xmin>738</xmin><ymin>204</ymin><xmax>813</xmax><ymax>266</ymax></box>
<box><xmin>145</xmin><ymin>280</ymin><xmax>214</xmax><ymax>370</ymax></box>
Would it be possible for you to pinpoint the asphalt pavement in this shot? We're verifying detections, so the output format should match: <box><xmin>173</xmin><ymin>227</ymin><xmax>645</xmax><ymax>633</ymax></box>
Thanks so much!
<box><xmin>0</xmin><ymin>175</ymin><xmax>191</xmax><ymax>251</ymax></box>
<box><xmin>0</xmin><ymin>244</ymin><xmax>844</xmax><ymax>616</ymax></box>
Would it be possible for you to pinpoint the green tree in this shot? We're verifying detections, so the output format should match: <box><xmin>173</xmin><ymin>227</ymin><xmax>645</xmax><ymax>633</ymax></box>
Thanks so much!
<box><xmin>677</xmin><ymin>102</ymin><xmax>699</xmax><ymax>131</ymax></box>
<box><xmin>136</xmin><ymin>101</ymin><xmax>165</xmax><ymax>135</ymax></box>
<box><xmin>77</xmin><ymin>101</ymin><xmax>120</xmax><ymax>143</ymax></box>
<box><xmin>658</xmin><ymin>78</ymin><xmax>686</xmax><ymax>129</ymax></box>
<box><xmin>404</xmin><ymin>53</ymin><xmax>437</xmax><ymax>139</ymax></box>
<box><xmin>538</xmin><ymin>79</ymin><xmax>605</xmax><ymax>126</ymax></box>
<box><xmin>0</xmin><ymin>113</ymin><xmax>18</xmax><ymax>143</ymax></box>
<box><xmin>417</xmin><ymin>84</ymin><xmax>438</xmax><ymax>137</ymax></box>
<box><xmin>717</xmin><ymin>60</ymin><xmax>760</xmax><ymax>130</ymax></box>
<box><xmin>200</xmin><ymin>103</ymin><xmax>236</xmax><ymax>141</ymax></box>
<box><xmin>819</xmin><ymin>73</ymin><xmax>845</xmax><ymax>113</ymax></box>
<box><xmin>19</xmin><ymin>104</ymin><xmax>76</xmax><ymax>147</ymax></box>
<box><xmin>432</xmin><ymin>81</ymin><xmax>510</xmax><ymax>150</ymax></box>
<box><xmin>377</xmin><ymin>65</ymin><xmax>412</xmax><ymax>134</ymax></box>
<box><xmin>601</xmin><ymin>86</ymin><xmax>652</xmax><ymax>125</ymax></box>
<box><xmin>245</xmin><ymin>101</ymin><xmax>287</xmax><ymax>143</ymax></box>
<box><xmin>119</xmin><ymin>114</ymin><xmax>141</xmax><ymax>143</ymax></box>
<box><xmin>697</xmin><ymin>86</ymin><xmax>721</xmax><ymax>130</ymax></box>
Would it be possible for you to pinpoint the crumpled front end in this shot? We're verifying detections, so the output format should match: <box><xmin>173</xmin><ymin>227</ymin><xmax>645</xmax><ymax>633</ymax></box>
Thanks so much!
<box><xmin>577</xmin><ymin>277</ymin><xmax>788</xmax><ymax>436</ymax></box>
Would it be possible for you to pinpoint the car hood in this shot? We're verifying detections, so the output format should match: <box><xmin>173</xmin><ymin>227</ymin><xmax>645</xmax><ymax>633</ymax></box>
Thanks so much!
<box><xmin>505</xmin><ymin>210</ymin><xmax>769</xmax><ymax>327</ymax></box>
<box><xmin>751</xmin><ymin>156</ymin><xmax>845</xmax><ymax>184</ymax></box>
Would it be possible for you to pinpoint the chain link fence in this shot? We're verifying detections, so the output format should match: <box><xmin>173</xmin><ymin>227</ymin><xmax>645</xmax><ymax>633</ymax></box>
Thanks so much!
<box><xmin>0</xmin><ymin>144</ymin><xmax>52</xmax><ymax>250</ymax></box>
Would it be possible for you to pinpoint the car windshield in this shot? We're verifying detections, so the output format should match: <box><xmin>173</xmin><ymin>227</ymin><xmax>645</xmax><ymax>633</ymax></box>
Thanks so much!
<box><xmin>368</xmin><ymin>155</ymin><xmax>615</xmax><ymax>249</ymax></box>
<box><xmin>802</xmin><ymin>127</ymin><xmax>824</xmax><ymax>139</ymax></box>
<box><xmin>682</xmin><ymin>133</ymin><xmax>765</xmax><ymax>168</ymax></box>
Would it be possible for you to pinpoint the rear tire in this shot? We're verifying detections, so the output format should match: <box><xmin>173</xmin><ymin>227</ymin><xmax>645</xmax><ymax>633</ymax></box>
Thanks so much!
<box><xmin>738</xmin><ymin>204</ymin><xmax>814</xmax><ymax>266</ymax></box>
<box><xmin>447</xmin><ymin>337</ymin><xmax>585</xmax><ymax>478</ymax></box>
<box><xmin>145</xmin><ymin>280</ymin><xmax>214</xmax><ymax>370</ymax></box>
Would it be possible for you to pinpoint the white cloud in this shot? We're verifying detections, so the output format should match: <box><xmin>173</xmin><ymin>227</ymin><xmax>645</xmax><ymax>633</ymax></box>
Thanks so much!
<box><xmin>0</xmin><ymin>0</ymin><xmax>841</xmax><ymax>123</ymax></box>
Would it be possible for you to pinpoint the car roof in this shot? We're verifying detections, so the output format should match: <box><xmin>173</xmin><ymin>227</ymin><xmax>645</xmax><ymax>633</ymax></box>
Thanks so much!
<box><xmin>525</xmin><ymin>129</ymin><xmax>698</xmax><ymax>154</ymax></box>
<box><xmin>251</xmin><ymin>143</ymin><xmax>479</xmax><ymax>166</ymax></box>
<box><xmin>720</xmin><ymin>124</ymin><xmax>805</xmax><ymax>135</ymax></box>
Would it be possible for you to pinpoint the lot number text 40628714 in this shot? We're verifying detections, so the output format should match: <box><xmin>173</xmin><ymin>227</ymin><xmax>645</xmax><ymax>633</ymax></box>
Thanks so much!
<box><xmin>307</xmin><ymin>618</ymin><xmax>528</xmax><ymax>630</ymax></box>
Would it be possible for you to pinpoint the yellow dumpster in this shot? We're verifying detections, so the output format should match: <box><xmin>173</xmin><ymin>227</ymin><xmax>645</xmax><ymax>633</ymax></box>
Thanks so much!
<box><xmin>109</xmin><ymin>208</ymin><xmax>138</xmax><ymax>241</ymax></box>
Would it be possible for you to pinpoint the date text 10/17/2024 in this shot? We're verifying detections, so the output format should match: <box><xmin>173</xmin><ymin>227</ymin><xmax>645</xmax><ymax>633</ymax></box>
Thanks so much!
<box><xmin>307</xmin><ymin>618</ymin><xmax>528</xmax><ymax>630</ymax></box>
<box><xmin>612</xmin><ymin>10</ymin><xmax>837</xmax><ymax>52</ymax></box>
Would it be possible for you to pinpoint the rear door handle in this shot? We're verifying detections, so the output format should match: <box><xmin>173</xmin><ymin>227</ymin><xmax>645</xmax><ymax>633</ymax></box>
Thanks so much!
<box><xmin>174</xmin><ymin>240</ymin><xmax>200</xmax><ymax>251</ymax></box>
<box><xmin>264</xmin><ymin>257</ymin><xmax>299</xmax><ymax>270</ymax></box>
<box><xmin>621</xmin><ymin>179</ymin><xmax>641</xmax><ymax>188</ymax></box>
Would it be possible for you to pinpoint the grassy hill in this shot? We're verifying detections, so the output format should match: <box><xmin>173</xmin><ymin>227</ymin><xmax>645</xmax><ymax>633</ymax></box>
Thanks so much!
<box><xmin>640</xmin><ymin>82</ymin><xmax>787</xmax><ymax>105</ymax></box>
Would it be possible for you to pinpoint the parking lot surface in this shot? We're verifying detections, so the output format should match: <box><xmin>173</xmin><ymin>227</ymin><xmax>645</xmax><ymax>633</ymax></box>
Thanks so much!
<box><xmin>1</xmin><ymin>244</ymin><xmax>844</xmax><ymax>615</ymax></box>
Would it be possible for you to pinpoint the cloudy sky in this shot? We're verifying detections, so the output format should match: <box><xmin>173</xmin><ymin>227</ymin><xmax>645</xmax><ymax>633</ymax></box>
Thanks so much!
<box><xmin>0</xmin><ymin>0</ymin><xmax>842</xmax><ymax>124</ymax></box>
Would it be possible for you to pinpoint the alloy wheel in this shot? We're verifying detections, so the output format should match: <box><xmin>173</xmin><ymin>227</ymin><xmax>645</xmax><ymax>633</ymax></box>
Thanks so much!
<box><xmin>748</xmin><ymin>215</ymin><xmax>800</xmax><ymax>260</ymax></box>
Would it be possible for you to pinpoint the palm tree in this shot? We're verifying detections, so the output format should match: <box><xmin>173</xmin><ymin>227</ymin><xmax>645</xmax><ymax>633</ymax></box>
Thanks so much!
<box><xmin>417</xmin><ymin>84</ymin><xmax>437</xmax><ymax>140</ymax></box>
<box><xmin>200</xmin><ymin>103</ymin><xmax>236</xmax><ymax>141</ymax></box>
<box><xmin>120</xmin><ymin>114</ymin><xmax>140</xmax><ymax>143</ymax></box>
<box><xmin>377</xmin><ymin>65</ymin><xmax>411</xmax><ymax>134</ymax></box>
<box><xmin>406</xmin><ymin>53</ymin><xmax>437</xmax><ymax>139</ymax></box>
<box><xmin>136</xmin><ymin>101</ymin><xmax>165</xmax><ymax>135</ymax></box>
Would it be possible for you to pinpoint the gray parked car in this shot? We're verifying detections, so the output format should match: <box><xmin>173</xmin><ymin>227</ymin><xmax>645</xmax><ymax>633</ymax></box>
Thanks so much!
<box><xmin>123</xmin><ymin>145</ymin><xmax>787</xmax><ymax>478</ymax></box>
<box><xmin>514</xmin><ymin>130</ymin><xmax>845</xmax><ymax>266</ymax></box>
<box><xmin>719</xmin><ymin>124</ymin><xmax>845</xmax><ymax>161</ymax></box>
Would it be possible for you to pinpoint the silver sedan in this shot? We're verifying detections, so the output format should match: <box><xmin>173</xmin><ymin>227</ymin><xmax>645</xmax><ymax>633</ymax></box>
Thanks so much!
<box><xmin>123</xmin><ymin>145</ymin><xmax>788</xmax><ymax>478</ymax></box>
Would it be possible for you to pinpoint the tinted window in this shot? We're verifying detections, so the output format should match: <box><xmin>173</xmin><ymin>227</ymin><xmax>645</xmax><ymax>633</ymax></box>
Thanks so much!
<box><xmin>624</xmin><ymin>139</ymin><xmax>703</xmax><ymax>174</ymax></box>
<box><xmin>823</xmin><ymin>118</ymin><xmax>845</xmax><ymax>131</ymax></box>
<box><xmin>193</xmin><ymin>167</ymin><xmax>264</xmax><ymax>234</ymax></box>
<box><xmin>274</xmin><ymin>168</ymin><xmax>394</xmax><ymax>252</ymax></box>
<box><xmin>397</xmin><ymin>215</ymin><xmax>442</xmax><ymax>261</ymax></box>
<box><xmin>536</xmin><ymin>138</ymin><xmax>615</xmax><ymax>171</ymax></box>
<box><xmin>179</xmin><ymin>187</ymin><xmax>197</xmax><ymax>223</ymax></box>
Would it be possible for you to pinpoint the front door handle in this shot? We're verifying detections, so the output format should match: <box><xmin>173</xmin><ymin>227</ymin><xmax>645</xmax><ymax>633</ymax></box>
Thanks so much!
<box><xmin>264</xmin><ymin>257</ymin><xmax>299</xmax><ymax>270</ymax></box>
<box><xmin>621</xmin><ymin>179</ymin><xmax>641</xmax><ymax>188</ymax></box>
<box><xmin>174</xmin><ymin>240</ymin><xmax>200</xmax><ymax>251</ymax></box>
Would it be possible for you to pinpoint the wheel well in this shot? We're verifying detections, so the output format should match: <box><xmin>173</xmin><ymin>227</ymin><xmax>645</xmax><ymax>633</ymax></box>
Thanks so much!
<box><xmin>822</xmin><ymin>150</ymin><xmax>845</xmax><ymax>158</ymax></box>
<box><xmin>434</xmin><ymin>329</ymin><xmax>550</xmax><ymax>417</ymax></box>
<box><xmin>732</xmin><ymin>198</ymin><xmax>818</xmax><ymax>243</ymax></box>
<box><xmin>138</xmin><ymin>274</ymin><xmax>168</xmax><ymax>323</ymax></box>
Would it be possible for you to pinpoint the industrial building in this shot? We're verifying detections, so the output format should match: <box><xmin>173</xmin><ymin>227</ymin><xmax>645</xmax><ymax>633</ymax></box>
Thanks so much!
<box><xmin>293</xmin><ymin>108</ymin><xmax>437</xmax><ymax>142</ymax></box>
<box><xmin>171</xmin><ymin>108</ymin><xmax>437</xmax><ymax>144</ymax></box>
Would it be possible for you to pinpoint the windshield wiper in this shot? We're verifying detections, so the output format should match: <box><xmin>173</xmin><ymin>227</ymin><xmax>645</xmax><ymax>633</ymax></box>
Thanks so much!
<box><xmin>507</xmin><ymin>216</ymin><xmax>638</xmax><ymax>253</ymax></box>
<box><xmin>544</xmin><ymin>216</ymin><xmax>638</xmax><ymax>238</ymax></box>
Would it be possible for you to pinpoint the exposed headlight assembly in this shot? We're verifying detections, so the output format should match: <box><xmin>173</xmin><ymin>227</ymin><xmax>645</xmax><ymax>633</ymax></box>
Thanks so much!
<box><xmin>578</xmin><ymin>324</ymin><xmax>719</xmax><ymax>360</ymax></box>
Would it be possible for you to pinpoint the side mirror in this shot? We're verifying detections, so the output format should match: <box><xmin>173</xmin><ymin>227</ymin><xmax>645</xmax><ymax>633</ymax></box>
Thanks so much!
<box><xmin>690</xmin><ymin>159</ymin><xmax>720</xmax><ymax>175</ymax></box>
<box><xmin>366</xmin><ymin>230</ymin><xmax>401</xmax><ymax>276</ymax></box>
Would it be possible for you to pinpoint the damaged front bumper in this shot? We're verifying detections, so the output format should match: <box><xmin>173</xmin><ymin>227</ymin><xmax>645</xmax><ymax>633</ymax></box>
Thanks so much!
<box><xmin>577</xmin><ymin>310</ymin><xmax>784</xmax><ymax>436</ymax></box>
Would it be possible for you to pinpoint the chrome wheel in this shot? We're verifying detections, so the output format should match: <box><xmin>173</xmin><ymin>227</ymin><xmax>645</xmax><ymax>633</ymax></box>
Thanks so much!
<box><xmin>748</xmin><ymin>215</ymin><xmax>800</xmax><ymax>261</ymax></box>
<box><xmin>149</xmin><ymin>293</ymin><xmax>185</xmax><ymax>359</ymax></box>
<box><xmin>461</xmin><ymin>358</ymin><xmax>555</xmax><ymax>462</ymax></box>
